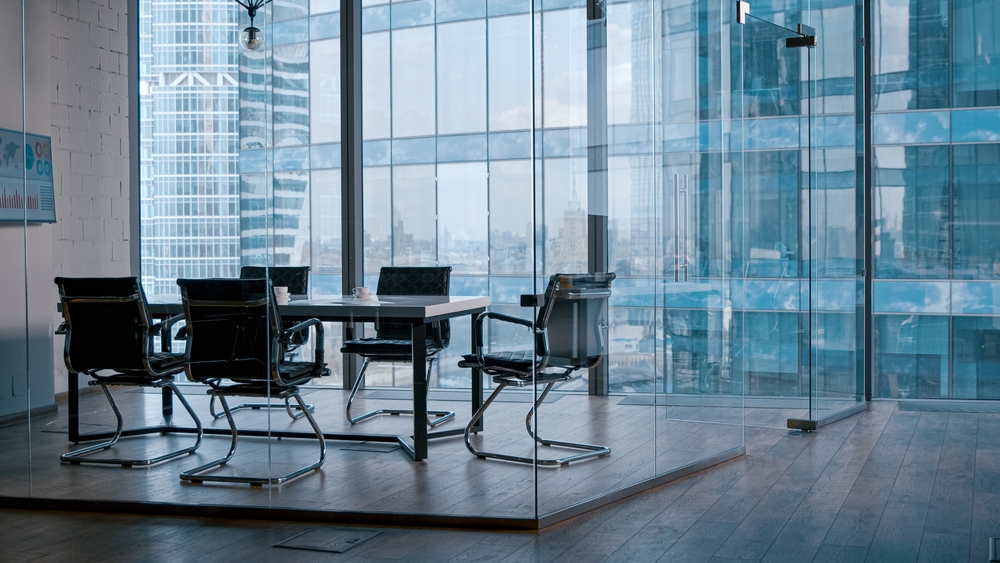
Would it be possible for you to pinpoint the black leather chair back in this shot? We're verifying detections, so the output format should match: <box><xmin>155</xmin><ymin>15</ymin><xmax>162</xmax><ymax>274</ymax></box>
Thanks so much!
<box><xmin>240</xmin><ymin>266</ymin><xmax>309</xmax><ymax>295</ymax></box>
<box><xmin>535</xmin><ymin>273</ymin><xmax>616</xmax><ymax>369</ymax></box>
<box><xmin>56</xmin><ymin>277</ymin><xmax>152</xmax><ymax>374</ymax></box>
<box><xmin>178</xmin><ymin>278</ymin><xmax>281</xmax><ymax>384</ymax></box>
<box><xmin>375</xmin><ymin>267</ymin><xmax>452</xmax><ymax>344</ymax></box>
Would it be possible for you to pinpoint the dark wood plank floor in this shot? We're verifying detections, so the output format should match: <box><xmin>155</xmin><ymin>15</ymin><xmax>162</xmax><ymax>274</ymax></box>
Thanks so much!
<box><xmin>2</xmin><ymin>399</ymin><xmax>999</xmax><ymax>562</ymax></box>
<box><xmin>0</xmin><ymin>386</ymin><xmax>751</xmax><ymax>519</ymax></box>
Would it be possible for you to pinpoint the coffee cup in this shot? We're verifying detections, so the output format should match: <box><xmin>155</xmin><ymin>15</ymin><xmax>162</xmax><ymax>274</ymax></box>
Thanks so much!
<box><xmin>352</xmin><ymin>286</ymin><xmax>371</xmax><ymax>298</ymax></box>
<box><xmin>274</xmin><ymin>286</ymin><xmax>289</xmax><ymax>295</ymax></box>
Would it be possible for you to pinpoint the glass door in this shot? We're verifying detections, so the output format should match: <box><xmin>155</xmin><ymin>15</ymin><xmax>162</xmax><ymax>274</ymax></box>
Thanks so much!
<box><xmin>736</xmin><ymin>6</ymin><xmax>864</xmax><ymax>428</ymax></box>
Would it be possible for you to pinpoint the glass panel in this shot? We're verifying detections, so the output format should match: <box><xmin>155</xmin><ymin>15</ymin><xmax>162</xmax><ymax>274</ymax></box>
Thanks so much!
<box><xmin>3</xmin><ymin>0</ymin><xmax>29</xmax><ymax>498</ymax></box>
<box><xmin>872</xmin><ymin>0</ymin><xmax>949</xmax><ymax>111</ymax></box>
<box><xmin>358</xmin><ymin>0</ymin><xmax>538</xmax><ymax>519</ymax></box>
<box><xmin>953</xmin><ymin>0</ymin><xmax>1000</xmax><ymax>107</ymax></box>
<box><xmin>739</xmin><ymin>11</ymin><xmax>863</xmax><ymax>425</ymax></box>
<box><xmin>874</xmin><ymin>314</ymin><xmax>948</xmax><ymax>399</ymax></box>
<box><xmin>873</xmin><ymin>145</ymin><xmax>950</xmax><ymax>278</ymax></box>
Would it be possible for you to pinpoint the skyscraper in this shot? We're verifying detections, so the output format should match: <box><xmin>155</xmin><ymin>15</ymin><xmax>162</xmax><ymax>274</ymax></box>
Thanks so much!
<box><xmin>140</xmin><ymin>0</ymin><xmax>241</xmax><ymax>295</ymax></box>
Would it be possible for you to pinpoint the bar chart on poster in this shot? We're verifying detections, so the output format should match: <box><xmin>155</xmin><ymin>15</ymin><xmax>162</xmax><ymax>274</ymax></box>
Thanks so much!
<box><xmin>0</xmin><ymin>127</ymin><xmax>55</xmax><ymax>223</ymax></box>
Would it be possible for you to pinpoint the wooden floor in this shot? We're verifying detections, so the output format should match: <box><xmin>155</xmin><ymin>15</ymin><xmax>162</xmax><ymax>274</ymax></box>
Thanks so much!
<box><xmin>0</xmin><ymin>386</ymin><xmax>749</xmax><ymax>519</ymax></box>
<box><xmin>3</xmin><ymin>400</ymin><xmax>1000</xmax><ymax>562</ymax></box>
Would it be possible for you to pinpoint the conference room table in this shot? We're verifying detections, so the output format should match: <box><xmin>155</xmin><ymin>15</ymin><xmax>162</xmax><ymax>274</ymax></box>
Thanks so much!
<box><xmin>66</xmin><ymin>294</ymin><xmax>490</xmax><ymax>461</ymax></box>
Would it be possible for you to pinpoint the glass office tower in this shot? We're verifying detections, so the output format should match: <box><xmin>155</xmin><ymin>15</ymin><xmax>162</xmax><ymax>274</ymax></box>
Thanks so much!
<box><xmin>872</xmin><ymin>0</ymin><xmax>1000</xmax><ymax>399</ymax></box>
<box><xmin>139</xmin><ymin>0</ymin><xmax>241</xmax><ymax>295</ymax></box>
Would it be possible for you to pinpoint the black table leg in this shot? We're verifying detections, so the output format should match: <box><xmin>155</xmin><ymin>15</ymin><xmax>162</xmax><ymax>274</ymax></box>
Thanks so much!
<box><xmin>411</xmin><ymin>322</ymin><xmax>427</xmax><ymax>460</ymax></box>
<box><xmin>162</xmin><ymin>386</ymin><xmax>174</xmax><ymax>424</ymax></box>
<box><xmin>68</xmin><ymin>371</ymin><xmax>79</xmax><ymax>443</ymax></box>
<box><xmin>470</xmin><ymin>312</ymin><xmax>484</xmax><ymax>433</ymax></box>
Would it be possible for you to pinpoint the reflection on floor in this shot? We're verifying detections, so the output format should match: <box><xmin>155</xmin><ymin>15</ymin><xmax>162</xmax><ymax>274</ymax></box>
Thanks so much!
<box><xmin>0</xmin><ymin>386</ymin><xmax>755</xmax><ymax>519</ymax></box>
<box><xmin>2</xmin><ymin>401</ymin><xmax>995</xmax><ymax>562</ymax></box>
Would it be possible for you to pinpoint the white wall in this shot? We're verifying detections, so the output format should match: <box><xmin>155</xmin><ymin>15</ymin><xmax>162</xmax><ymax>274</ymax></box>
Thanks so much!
<box><xmin>48</xmin><ymin>0</ymin><xmax>132</xmax><ymax>396</ymax></box>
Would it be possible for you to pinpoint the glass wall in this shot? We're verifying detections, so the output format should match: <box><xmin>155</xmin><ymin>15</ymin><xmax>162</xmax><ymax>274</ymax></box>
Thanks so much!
<box><xmin>873</xmin><ymin>0</ymin><xmax>1000</xmax><ymax>399</ymax></box>
<box><xmin>2</xmin><ymin>0</ymin><xmax>880</xmax><ymax>526</ymax></box>
<box><xmin>0</xmin><ymin>0</ymin><xmax>30</xmax><ymax>499</ymax></box>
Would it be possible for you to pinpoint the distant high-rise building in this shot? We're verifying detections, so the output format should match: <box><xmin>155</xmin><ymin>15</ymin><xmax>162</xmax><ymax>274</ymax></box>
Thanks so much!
<box><xmin>140</xmin><ymin>0</ymin><xmax>241</xmax><ymax>295</ymax></box>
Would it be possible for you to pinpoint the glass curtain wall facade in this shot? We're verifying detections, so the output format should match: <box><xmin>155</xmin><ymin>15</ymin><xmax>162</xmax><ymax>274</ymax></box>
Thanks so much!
<box><xmin>872</xmin><ymin>0</ymin><xmax>1000</xmax><ymax>399</ymax></box>
<box><xmin>133</xmin><ymin>0</ymin><xmax>870</xmax><ymax>417</ymax></box>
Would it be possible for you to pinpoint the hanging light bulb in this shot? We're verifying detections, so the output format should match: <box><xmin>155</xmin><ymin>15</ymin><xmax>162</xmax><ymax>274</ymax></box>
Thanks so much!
<box><xmin>239</xmin><ymin>26</ymin><xmax>264</xmax><ymax>51</ymax></box>
<box><xmin>235</xmin><ymin>0</ymin><xmax>272</xmax><ymax>51</ymax></box>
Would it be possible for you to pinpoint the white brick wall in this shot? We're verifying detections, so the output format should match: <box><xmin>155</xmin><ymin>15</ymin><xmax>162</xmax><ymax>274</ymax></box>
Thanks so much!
<box><xmin>50</xmin><ymin>0</ymin><xmax>129</xmax><ymax>278</ymax></box>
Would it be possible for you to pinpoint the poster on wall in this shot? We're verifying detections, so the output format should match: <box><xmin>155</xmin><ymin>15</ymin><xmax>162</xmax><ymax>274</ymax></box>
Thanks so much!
<box><xmin>0</xmin><ymin>126</ymin><xmax>56</xmax><ymax>223</ymax></box>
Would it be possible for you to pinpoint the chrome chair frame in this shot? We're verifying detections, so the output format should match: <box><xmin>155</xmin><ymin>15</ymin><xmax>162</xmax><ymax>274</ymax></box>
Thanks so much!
<box><xmin>345</xmin><ymin>356</ymin><xmax>455</xmax><ymax>427</ymax></box>
<box><xmin>460</xmin><ymin>273</ymin><xmax>615</xmax><ymax>466</ymax></box>
<box><xmin>56</xmin><ymin>277</ymin><xmax>203</xmax><ymax>467</ymax></box>
<box><xmin>177</xmin><ymin>278</ymin><xmax>329</xmax><ymax>486</ymax></box>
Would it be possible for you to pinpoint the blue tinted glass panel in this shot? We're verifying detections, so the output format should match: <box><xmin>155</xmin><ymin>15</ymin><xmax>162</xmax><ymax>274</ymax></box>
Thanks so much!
<box><xmin>436</xmin><ymin>0</ymin><xmax>486</xmax><ymax>22</ymax></box>
<box><xmin>872</xmin><ymin>145</ymin><xmax>950</xmax><ymax>278</ymax></box>
<box><xmin>391</xmin><ymin>137</ymin><xmax>437</xmax><ymax>164</ymax></box>
<box><xmin>310</xmin><ymin>143</ymin><xmax>342</xmax><ymax>169</ymax></box>
<box><xmin>391</xmin><ymin>0</ymin><xmax>435</xmax><ymax>28</ymax></box>
<box><xmin>487</xmin><ymin>0</ymin><xmax>529</xmax><ymax>16</ymax></box>
<box><xmin>953</xmin><ymin>282</ymin><xmax>1000</xmax><ymax>315</ymax></box>
<box><xmin>731</xmin><ymin>279</ymin><xmax>801</xmax><ymax>311</ymax></box>
<box><xmin>743</xmin><ymin>117</ymin><xmax>800</xmax><ymax>150</ymax></box>
<box><xmin>732</xmin><ymin>150</ymin><xmax>801</xmax><ymax>278</ymax></box>
<box><xmin>872</xmin><ymin>0</ymin><xmax>949</xmax><ymax>111</ymax></box>
<box><xmin>310</xmin><ymin>12</ymin><xmax>340</xmax><ymax>39</ymax></box>
<box><xmin>437</xmin><ymin>134</ymin><xmax>488</xmax><ymax>162</ymax></box>
<box><xmin>952</xmin><ymin>109</ymin><xmax>1000</xmax><ymax>142</ymax></box>
<box><xmin>363</xmin><ymin>140</ymin><xmax>391</xmax><ymax>165</ymax></box>
<box><xmin>873</xmin><ymin>111</ymin><xmax>950</xmax><ymax>145</ymax></box>
<box><xmin>952</xmin><ymin>143</ymin><xmax>1000</xmax><ymax>279</ymax></box>
<box><xmin>362</xmin><ymin>5</ymin><xmax>390</xmax><ymax>31</ymax></box>
<box><xmin>953</xmin><ymin>0</ymin><xmax>1000</xmax><ymax>107</ymax></box>
<box><xmin>954</xmin><ymin>316</ymin><xmax>1000</xmax><ymax>399</ymax></box>
<box><xmin>488</xmin><ymin>131</ymin><xmax>531</xmax><ymax>160</ymax></box>
<box><xmin>811</xmin><ymin>115</ymin><xmax>856</xmax><ymax>148</ymax></box>
<box><xmin>240</xmin><ymin>149</ymin><xmax>266</xmax><ymax>173</ymax></box>
<box><xmin>874</xmin><ymin>314</ymin><xmax>949</xmax><ymax>399</ymax></box>
<box><xmin>608</xmin><ymin>124</ymin><xmax>654</xmax><ymax>155</ymax></box>
<box><xmin>874</xmin><ymin>281</ymin><xmax>950</xmax><ymax>314</ymax></box>
<box><xmin>270</xmin><ymin>18</ymin><xmax>309</xmax><ymax>46</ymax></box>
<box><xmin>273</xmin><ymin>146</ymin><xmax>310</xmax><ymax>170</ymax></box>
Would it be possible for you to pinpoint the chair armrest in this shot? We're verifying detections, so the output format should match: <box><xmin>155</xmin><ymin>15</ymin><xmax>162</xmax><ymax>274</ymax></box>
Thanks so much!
<box><xmin>472</xmin><ymin>311</ymin><xmax>534</xmax><ymax>365</ymax></box>
<box><xmin>150</xmin><ymin>314</ymin><xmax>185</xmax><ymax>353</ymax></box>
<box><xmin>283</xmin><ymin>318</ymin><xmax>325</xmax><ymax>364</ymax></box>
<box><xmin>519</xmin><ymin>293</ymin><xmax>546</xmax><ymax>308</ymax></box>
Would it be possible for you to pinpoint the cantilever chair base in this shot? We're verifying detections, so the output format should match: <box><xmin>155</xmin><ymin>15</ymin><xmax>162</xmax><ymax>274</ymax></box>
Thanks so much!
<box><xmin>464</xmin><ymin>372</ymin><xmax>611</xmax><ymax>466</ymax></box>
<box><xmin>208</xmin><ymin>395</ymin><xmax>315</xmax><ymax>421</ymax></box>
<box><xmin>180</xmin><ymin>388</ymin><xmax>326</xmax><ymax>486</ymax></box>
<box><xmin>61</xmin><ymin>378</ymin><xmax>203</xmax><ymax>467</ymax></box>
<box><xmin>346</xmin><ymin>357</ymin><xmax>455</xmax><ymax>428</ymax></box>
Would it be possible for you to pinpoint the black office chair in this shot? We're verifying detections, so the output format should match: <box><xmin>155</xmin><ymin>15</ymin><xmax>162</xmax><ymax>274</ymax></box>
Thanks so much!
<box><xmin>239</xmin><ymin>266</ymin><xmax>310</xmax><ymax>296</ymax></box>
<box><xmin>201</xmin><ymin>265</ymin><xmax>314</xmax><ymax>421</ymax></box>
<box><xmin>177</xmin><ymin>278</ymin><xmax>329</xmax><ymax>486</ymax></box>
<box><xmin>341</xmin><ymin>266</ymin><xmax>456</xmax><ymax>427</ymax></box>
<box><xmin>55</xmin><ymin>276</ymin><xmax>203</xmax><ymax>467</ymax></box>
<box><xmin>458</xmin><ymin>272</ymin><xmax>615</xmax><ymax>466</ymax></box>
